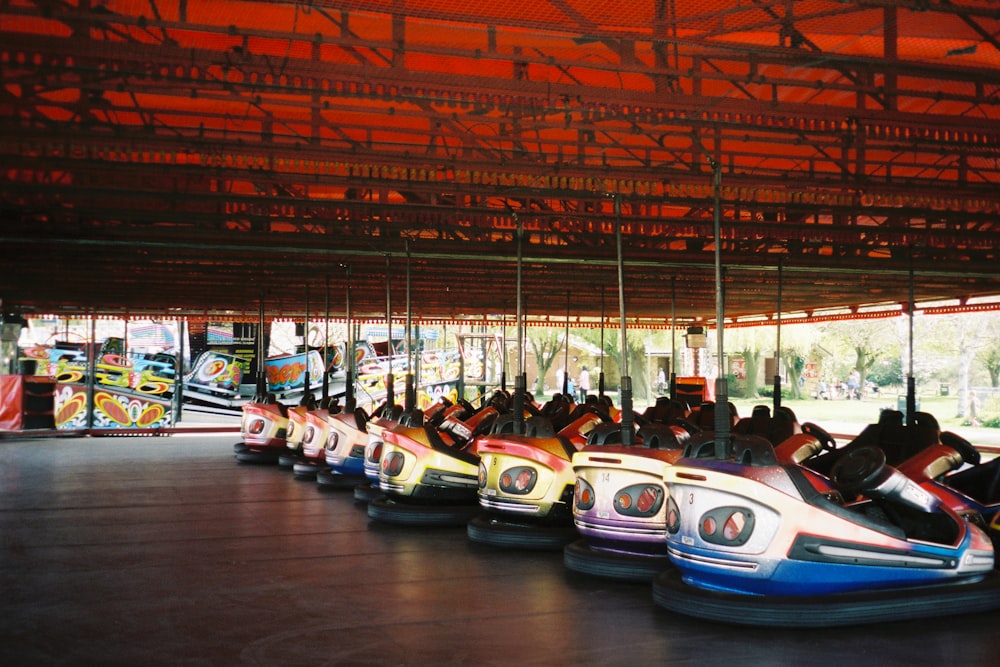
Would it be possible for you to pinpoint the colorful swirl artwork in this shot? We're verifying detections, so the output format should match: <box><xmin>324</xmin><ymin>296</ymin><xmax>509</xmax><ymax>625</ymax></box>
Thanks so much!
<box><xmin>54</xmin><ymin>385</ymin><xmax>173</xmax><ymax>430</ymax></box>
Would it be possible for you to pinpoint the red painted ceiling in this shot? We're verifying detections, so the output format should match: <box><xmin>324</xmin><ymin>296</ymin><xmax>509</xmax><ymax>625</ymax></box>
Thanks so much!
<box><xmin>1</xmin><ymin>1</ymin><xmax>999</xmax><ymax>326</ymax></box>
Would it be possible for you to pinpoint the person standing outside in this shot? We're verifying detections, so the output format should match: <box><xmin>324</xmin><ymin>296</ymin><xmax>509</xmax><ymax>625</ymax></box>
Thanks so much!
<box><xmin>578</xmin><ymin>365</ymin><xmax>590</xmax><ymax>403</ymax></box>
<box><xmin>847</xmin><ymin>368</ymin><xmax>861</xmax><ymax>400</ymax></box>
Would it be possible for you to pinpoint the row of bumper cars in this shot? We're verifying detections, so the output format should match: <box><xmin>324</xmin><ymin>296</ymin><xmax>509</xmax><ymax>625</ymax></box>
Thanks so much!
<box><xmin>229</xmin><ymin>386</ymin><xmax>1000</xmax><ymax>628</ymax></box>
<box><xmin>652</xmin><ymin>410</ymin><xmax>1000</xmax><ymax>627</ymax></box>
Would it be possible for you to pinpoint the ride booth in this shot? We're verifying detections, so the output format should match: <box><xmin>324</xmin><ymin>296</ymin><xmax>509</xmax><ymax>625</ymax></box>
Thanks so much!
<box><xmin>1</xmin><ymin>314</ymin><xmax>55</xmax><ymax>432</ymax></box>
<box><xmin>0</xmin><ymin>369</ymin><xmax>56</xmax><ymax>432</ymax></box>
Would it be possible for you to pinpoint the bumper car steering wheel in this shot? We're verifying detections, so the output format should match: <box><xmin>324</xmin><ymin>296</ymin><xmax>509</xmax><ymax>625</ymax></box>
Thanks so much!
<box><xmin>830</xmin><ymin>446</ymin><xmax>888</xmax><ymax>497</ymax></box>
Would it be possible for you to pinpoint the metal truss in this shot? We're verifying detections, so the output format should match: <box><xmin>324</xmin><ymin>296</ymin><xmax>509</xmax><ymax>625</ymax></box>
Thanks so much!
<box><xmin>1</xmin><ymin>0</ymin><xmax>999</xmax><ymax>323</ymax></box>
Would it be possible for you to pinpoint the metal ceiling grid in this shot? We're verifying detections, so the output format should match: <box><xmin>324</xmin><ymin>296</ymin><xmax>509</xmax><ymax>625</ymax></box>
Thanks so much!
<box><xmin>1</xmin><ymin>0</ymin><xmax>998</xmax><ymax>325</ymax></box>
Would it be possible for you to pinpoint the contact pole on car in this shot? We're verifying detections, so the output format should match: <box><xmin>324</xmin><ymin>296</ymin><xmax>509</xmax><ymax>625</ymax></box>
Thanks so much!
<box><xmin>614</xmin><ymin>193</ymin><xmax>635</xmax><ymax>446</ymax></box>
<box><xmin>511</xmin><ymin>205</ymin><xmax>526</xmax><ymax>435</ymax></box>
<box><xmin>384</xmin><ymin>253</ymin><xmax>394</xmax><ymax>412</ymax></box>
<box><xmin>710</xmin><ymin>157</ymin><xmax>730</xmax><ymax>459</ymax></box>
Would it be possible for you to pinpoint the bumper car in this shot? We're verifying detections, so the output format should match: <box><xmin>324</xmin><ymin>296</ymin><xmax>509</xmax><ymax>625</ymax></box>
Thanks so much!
<box><xmin>348</xmin><ymin>401</ymin><xmax>406</xmax><ymax>500</ymax></box>
<box><xmin>468</xmin><ymin>404</ymin><xmax>608</xmax><ymax>550</ymax></box>
<box><xmin>564</xmin><ymin>399</ymin><xmax>714</xmax><ymax>580</ymax></box>
<box><xmin>368</xmin><ymin>397</ymin><xmax>505</xmax><ymax>525</ymax></box>
<box><xmin>804</xmin><ymin>408</ymin><xmax>996</xmax><ymax>525</ymax></box>
<box><xmin>990</xmin><ymin>511</ymin><xmax>1000</xmax><ymax>553</ymax></box>
<box><xmin>805</xmin><ymin>408</ymin><xmax>944</xmax><ymax>476</ymax></box>
<box><xmin>234</xmin><ymin>394</ymin><xmax>289</xmax><ymax>464</ymax></box>
<box><xmin>316</xmin><ymin>407</ymin><xmax>373</xmax><ymax>489</ymax></box>
<box><xmin>566</xmin><ymin>402</ymin><xmax>829</xmax><ymax>581</ymax></box>
<box><xmin>565</xmin><ymin>425</ymin><xmax>688</xmax><ymax>580</ymax></box>
<box><xmin>291</xmin><ymin>399</ymin><xmax>338</xmax><ymax>479</ymax></box>
<box><xmin>278</xmin><ymin>399</ymin><xmax>316</xmax><ymax>469</ymax></box>
<box><xmin>652</xmin><ymin>433</ymin><xmax>1000</xmax><ymax>627</ymax></box>
<box><xmin>354</xmin><ymin>415</ymin><xmax>394</xmax><ymax>504</ymax></box>
<box><xmin>894</xmin><ymin>425</ymin><xmax>1000</xmax><ymax>536</ymax></box>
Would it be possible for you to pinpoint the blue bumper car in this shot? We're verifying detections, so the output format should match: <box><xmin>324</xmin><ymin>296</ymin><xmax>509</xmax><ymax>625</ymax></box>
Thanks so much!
<box><xmin>653</xmin><ymin>432</ymin><xmax>1000</xmax><ymax>627</ymax></box>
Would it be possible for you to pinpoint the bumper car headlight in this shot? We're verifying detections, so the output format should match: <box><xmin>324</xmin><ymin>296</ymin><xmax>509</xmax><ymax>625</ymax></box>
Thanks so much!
<box><xmin>249</xmin><ymin>419</ymin><xmax>265</xmax><ymax>435</ymax></box>
<box><xmin>499</xmin><ymin>466</ymin><xmax>537</xmax><ymax>495</ymax></box>
<box><xmin>699</xmin><ymin>507</ymin><xmax>755</xmax><ymax>546</ymax></box>
<box><xmin>666</xmin><ymin>494</ymin><xmax>681</xmax><ymax>534</ymax></box>
<box><xmin>382</xmin><ymin>451</ymin><xmax>405</xmax><ymax>477</ymax></box>
<box><xmin>574</xmin><ymin>478</ymin><xmax>595</xmax><ymax>511</ymax></box>
<box><xmin>614</xmin><ymin>484</ymin><xmax>664</xmax><ymax>517</ymax></box>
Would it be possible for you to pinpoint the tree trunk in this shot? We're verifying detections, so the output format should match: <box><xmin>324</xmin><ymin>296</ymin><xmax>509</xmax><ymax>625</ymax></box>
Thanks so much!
<box><xmin>956</xmin><ymin>343</ymin><xmax>973</xmax><ymax>418</ymax></box>
<box><xmin>742</xmin><ymin>347</ymin><xmax>760</xmax><ymax>398</ymax></box>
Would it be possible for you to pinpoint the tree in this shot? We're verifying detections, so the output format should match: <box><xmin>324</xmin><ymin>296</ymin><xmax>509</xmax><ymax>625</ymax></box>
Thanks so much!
<box><xmin>623</xmin><ymin>333</ymin><xmax>650</xmax><ymax>402</ymax></box>
<box><xmin>977</xmin><ymin>319</ymin><xmax>1000</xmax><ymax>388</ymax></box>
<box><xmin>736</xmin><ymin>348</ymin><xmax>761</xmax><ymax>398</ymax></box>
<box><xmin>867</xmin><ymin>356</ymin><xmax>903</xmax><ymax>388</ymax></box>
<box><xmin>776</xmin><ymin>323</ymin><xmax>819</xmax><ymax>400</ymax></box>
<box><xmin>983</xmin><ymin>347</ymin><xmax>1000</xmax><ymax>389</ymax></box>
<box><xmin>782</xmin><ymin>349</ymin><xmax>807</xmax><ymax>399</ymax></box>
<box><xmin>527</xmin><ymin>329</ymin><xmax>564</xmax><ymax>398</ymax></box>
<box><xmin>577</xmin><ymin>327</ymin><xmax>617</xmax><ymax>391</ymax></box>
<box><xmin>937</xmin><ymin>313</ymin><xmax>994</xmax><ymax>418</ymax></box>
<box><xmin>819</xmin><ymin>320</ymin><xmax>891</xmax><ymax>391</ymax></box>
<box><xmin>725</xmin><ymin>326</ymin><xmax>773</xmax><ymax>398</ymax></box>
<box><xmin>579</xmin><ymin>323</ymin><xmax>648</xmax><ymax>402</ymax></box>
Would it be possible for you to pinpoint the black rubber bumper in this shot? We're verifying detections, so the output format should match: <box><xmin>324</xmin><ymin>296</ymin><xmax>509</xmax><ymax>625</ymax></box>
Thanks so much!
<box><xmin>353</xmin><ymin>482</ymin><xmax>381</xmax><ymax>504</ymax></box>
<box><xmin>367</xmin><ymin>495</ymin><xmax>481</xmax><ymax>526</ymax></box>
<box><xmin>291</xmin><ymin>459</ymin><xmax>324</xmax><ymax>479</ymax></box>
<box><xmin>652</xmin><ymin>567</ymin><xmax>1000</xmax><ymax>628</ymax></box>
<box><xmin>466</xmin><ymin>513</ymin><xmax>578</xmax><ymax>551</ymax></box>
<box><xmin>316</xmin><ymin>468</ymin><xmax>365</xmax><ymax>489</ymax></box>
<box><xmin>235</xmin><ymin>448</ymin><xmax>281</xmax><ymax>464</ymax></box>
<box><xmin>563</xmin><ymin>539</ymin><xmax>670</xmax><ymax>582</ymax></box>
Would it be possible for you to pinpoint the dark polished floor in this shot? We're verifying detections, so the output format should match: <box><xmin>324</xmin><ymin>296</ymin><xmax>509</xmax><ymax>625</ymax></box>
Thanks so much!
<box><xmin>2</xmin><ymin>432</ymin><xmax>1000</xmax><ymax>666</ymax></box>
